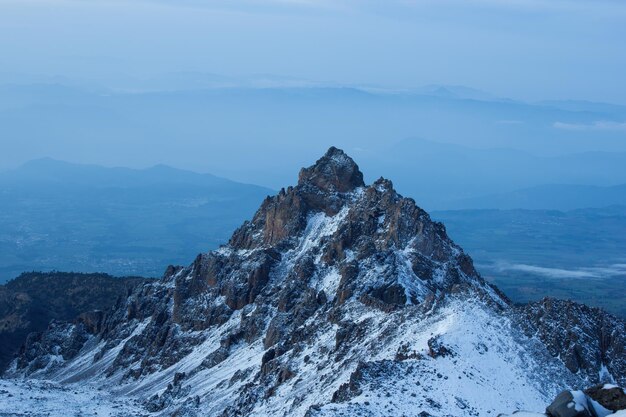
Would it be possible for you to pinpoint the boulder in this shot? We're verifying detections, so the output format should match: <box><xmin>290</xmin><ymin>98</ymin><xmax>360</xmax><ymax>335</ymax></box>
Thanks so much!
<box><xmin>546</xmin><ymin>390</ymin><xmax>593</xmax><ymax>417</ymax></box>
<box><xmin>585</xmin><ymin>385</ymin><xmax>626</xmax><ymax>414</ymax></box>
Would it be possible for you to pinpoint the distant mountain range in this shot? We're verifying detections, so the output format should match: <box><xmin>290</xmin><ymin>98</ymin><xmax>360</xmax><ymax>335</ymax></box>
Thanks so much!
<box><xmin>0</xmin><ymin>159</ymin><xmax>272</xmax><ymax>282</ymax></box>
<box><xmin>2</xmin><ymin>82</ymin><xmax>626</xmax><ymax>190</ymax></box>
<box><xmin>1</xmin><ymin>157</ymin><xmax>264</xmax><ymax>188</ymax></box>
<box><xmin>361</xmin><ymin>138</ymin><xmax>626</xmax><ymax>210</ymax></box>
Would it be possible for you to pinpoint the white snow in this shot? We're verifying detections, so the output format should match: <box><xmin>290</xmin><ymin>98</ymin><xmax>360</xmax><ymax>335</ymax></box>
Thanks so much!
<box><xmin>309</xmin><ymin>299</ymin><xmax>575</xmax><ymax>417</ymax></box>
<box><xmin>297</xmin><ymin>206</ymin><xmax>349</xmax><ymax>258</ymax></box>
<box><xmin>260</xmin><ymin>298</ymin><xmax>578</xmax><ymax>417</ymax></box>
<box><xmin>396</xmin><ymin>248</ymin><xmax>432</xmax><ymax>303</ymax></box>
<box><xmin>600</xmin><ymin>363</ymin><xmax>617</xmax><ymax>384</ymax></box>
<box><xmin>315</xmin><ymin>267</ymin><xmax>341</xmax><ymax>295</ymax></box>
<box><xmin>0</xmin><ymin>378</ymin><xmax>144</xmax><ymax>417</ymax></box>
<box><xmin>588</xmin><ymin>397</ymin><xmax>614</xmax><ymax>417</ymax></box>
<box><xmin>570</xmin><ymin>390</ymin><xmax>589</xmax><ymax>412</ymax></box>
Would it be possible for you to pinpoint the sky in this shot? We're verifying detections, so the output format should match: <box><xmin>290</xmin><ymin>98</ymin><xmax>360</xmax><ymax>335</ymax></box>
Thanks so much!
<box><xmin>1</xmin><ymin>0</ymin><xmax>626</xmax><ymax>189</ymax></box>
<box><xmin>1</xmin><ymin>0</ymin><xmax>626</xmax><ymax>103</ymax></box>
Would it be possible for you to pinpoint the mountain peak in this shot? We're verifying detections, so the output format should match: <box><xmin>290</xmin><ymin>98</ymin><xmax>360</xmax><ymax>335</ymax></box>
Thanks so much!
<box><xmin>7</xmin><ymin>148</ymin><xmax>625</xmax><ymax>417</ymax></box>
<box><xmin>297</xmin><ymin>146</ymin><xmax>365</xmax><ymax>193</ymax></box>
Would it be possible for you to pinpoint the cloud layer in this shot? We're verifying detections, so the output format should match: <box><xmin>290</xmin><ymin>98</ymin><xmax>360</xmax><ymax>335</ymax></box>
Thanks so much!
<box><xmin>553</xmin><ymin>121</ymin><xmax>626</xmax><ymax>131</ymax></box>
<box><xmin>488</xmin><ymin>262</ymin><xmax>626</xmax><ymax>279</ymax></box>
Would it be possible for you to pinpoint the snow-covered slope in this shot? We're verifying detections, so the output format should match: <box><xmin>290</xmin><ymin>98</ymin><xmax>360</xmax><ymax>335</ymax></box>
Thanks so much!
<box><xmin>0</xmin><ymin>378</ymin><xmax>144</xmax><ymax>417</ymax></box>
<box><xmin>1</xmin><ymin>147</ymin><xmax>624</xmax><ymax>416</ymax></box>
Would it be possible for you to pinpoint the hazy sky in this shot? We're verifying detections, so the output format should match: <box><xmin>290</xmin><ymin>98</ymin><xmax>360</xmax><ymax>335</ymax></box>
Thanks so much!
<box><xmin>1</xmin><ymin>0</ymin><xmax>626</xmax><ymax>103</ymax></box>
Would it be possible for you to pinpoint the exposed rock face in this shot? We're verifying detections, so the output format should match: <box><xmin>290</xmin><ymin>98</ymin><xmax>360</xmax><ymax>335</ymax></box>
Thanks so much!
<box><xmin>298</xmin><ymin>146</ymin><xmax>365</xmax><ymax>194</ymax></box>
<box><xmin>4</xmin><ymin>148</ymin><xmax>625</xmax><ymax>417</ymax></box>
<box><xmin>0</xmin><ymin>272</ymin><xmax>146</xmax><ymax>372</ymax></box>
<box><xmin>585</xmin><ymin>384</ymin><xmax>626</xmax><ymax>413</ymax></box>
<box><xmin>546</xmin><ymin>390</ymin><xmax>593</xmax><ymax>417</ymax></box>
<box><xmin>14</xmin><ymin>320</ymin><xmax>90</xmax><ymax>376</ymax></box>
<box><xmin>517</xmin><ymin>298</ymin><xmax>626</xmax><ymax>386</ymax></box>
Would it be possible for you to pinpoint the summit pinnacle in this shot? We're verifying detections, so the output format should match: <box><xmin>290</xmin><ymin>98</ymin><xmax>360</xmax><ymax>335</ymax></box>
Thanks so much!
<box><xmin>298</xmin><ymin>146</ymin><xmax>365</xmax><ymax>193</ymax></box>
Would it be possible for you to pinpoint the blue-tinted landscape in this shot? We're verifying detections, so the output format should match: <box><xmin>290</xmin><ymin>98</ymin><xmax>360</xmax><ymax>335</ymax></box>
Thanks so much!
<box><xmin>1</xmin><ymin>1</ymin><xmax>625</xmax><ymax>415</ymax></box>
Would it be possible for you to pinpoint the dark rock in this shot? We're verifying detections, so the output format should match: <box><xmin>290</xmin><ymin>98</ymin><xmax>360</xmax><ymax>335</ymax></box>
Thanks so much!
<box><xmin>428</xmin><ymin>336</ymin><xmax>454</xmax><ymax>358</ymax></box>
<box><xmin>298</xmin><ymin>146</ymin><xmax>365</xmax><ymax>194</ymax></box>
<box><xmin>331</xmin><ymin>363</ymin><xmax>364</xmax><ymax>403</ymax></box>
<box><xmin>0</xmin><ymin>272</ymin><xmax>146</xmax><ymax>372</ymax></box>
<box><xmin>15</xmin><ymin>320</ymin><xmax>90</xmax><ymax>375</ymax></box>
<box><xmin>395</xmin><ymin>343</ymin><xmax>423</xmax><ymax>361</ymax></box>
<box><xmin>261</xmin><ymin>348</ymin><xmax>276</xmax><ymax>366</ymax></box>
<box><xmin>145</xmin><ymin>372</ymin><xmax>190</xmax><ymax>413</ymax></box>
<box><xmin>76</xmin><ymin>310</ymin><xmax>105</xmax><ymax>334</ymax></box>
<box><xmin>334</xmin><ymin>321</ymin><xmax>366</xmax><ymax>357</ymax></box>
<box><xmin>278</xmin><ymin>366</ymin><xmax>294</xmax><ymax>383</ymax></box>
<box><xmin>546</xmin><ymin>391</ymin><xmax>592</xmax><ymax>417</ymax></box>
<box><xmin>584</xmin><ymin>384</ymin><xmax>626</xmax><ymax>412</ymax></box>
<box><xmin>239</xmin><ymin>305</ymin><xmax>268</xmax><ymax>343</ymax></box>
<box><xmin>368</xmin><ymin>283</ymin><xmax>407</xmax><ymax>305</ymax></box>
<box><xmin>200</xmin><ymin>346</ymin><xmax>230</xmax><ymax>370</ymax></box>
<box><xmin>264</xmin><ymin>315</ymin><xmax>289</xmax><ymax>349</ymax></box>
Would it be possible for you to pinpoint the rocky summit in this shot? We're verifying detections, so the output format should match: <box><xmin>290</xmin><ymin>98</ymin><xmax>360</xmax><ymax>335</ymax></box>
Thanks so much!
<box><xmin>1</xmin><ymin>148</ymin><xmax>624</xmax><ymax>417</ymax></box>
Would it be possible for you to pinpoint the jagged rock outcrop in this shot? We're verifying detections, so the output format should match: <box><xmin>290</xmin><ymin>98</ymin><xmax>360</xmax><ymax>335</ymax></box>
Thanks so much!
<box><xmin>517</xmin><ymin>298</ymin><xmax>625</xmax><ymax>386</ymax></box>
<box><xmin>0</xmin><ymin>272</ymin><xmax>146</xmax><ymax>372</ymax></box>
<box><xmin>3</xmin><ymin>147</ymin><xmax>624</xmax><ymax>417</ymax></box>
<box><xmin>585</xmin><ymin>385</ymin><xmax>626</xmax><ymax>412</ymax></box>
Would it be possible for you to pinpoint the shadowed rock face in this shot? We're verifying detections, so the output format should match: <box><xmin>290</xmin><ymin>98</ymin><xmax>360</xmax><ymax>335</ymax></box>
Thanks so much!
<box><xmin>518</xmin><ymin>298</ymin><xmax>626</xmax><ymax>387</ymax></box>
<box><xmin>0</xmin><ymin>272</ymin><xmax>146</xmax><ymax>372</ymax></box>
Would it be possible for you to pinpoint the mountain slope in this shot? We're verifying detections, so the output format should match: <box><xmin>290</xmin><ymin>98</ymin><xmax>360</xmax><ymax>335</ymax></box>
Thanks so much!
<box><xmin>2</xmin><ymin>148</ymin><xmax>624</xmax><ymax>416</ymax></box>
<box><xmin>518</xmin><ymin>298</ymin><xmax>626</xmax><ymax>384</ymax></box>
<box><xmin>0</xmin><ymin>272</ymin><xmax>146</xmax><ymax>372</ymax></box>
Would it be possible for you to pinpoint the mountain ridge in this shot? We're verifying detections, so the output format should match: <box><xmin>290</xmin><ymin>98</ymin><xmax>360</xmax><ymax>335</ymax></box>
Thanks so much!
<box><xmin>1</xmin><ymin>147</ymin><xmax>623</xmax><ymax>416</ymax></box>
<box><xmin>1</xmin><ymin>157</ymin><xmax>265</xmax><ymax>189</ymax></box>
